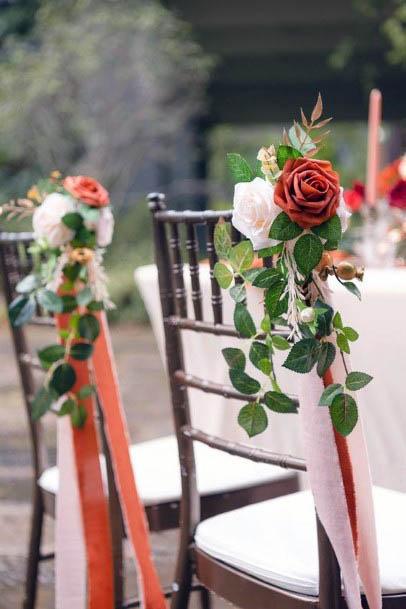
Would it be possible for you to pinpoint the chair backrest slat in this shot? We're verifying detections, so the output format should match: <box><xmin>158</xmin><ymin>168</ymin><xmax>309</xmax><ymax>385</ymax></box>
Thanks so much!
<box><xmin>169</xmin><ymin>223</ymin><xmax>188</xmax><ymax>318</ymax></box>
<box><xmin>185</xmin><ymin>223</ymin><xmax>203</xmax><ymax>321</ymax></box>
<box><xmin>206</xmin><ymin>221</ymin><xmax>223</xmax><ymax>324</ymax></box>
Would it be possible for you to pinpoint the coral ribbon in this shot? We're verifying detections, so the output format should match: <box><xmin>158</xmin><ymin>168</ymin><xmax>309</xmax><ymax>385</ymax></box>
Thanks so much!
<box><xmin>92</xmin><ymin>312</ymin><xmax>166</xmax><ymax>609</ymax></box>
<box><xmin>55</xmin><ymin>312</ymin><xmax>115</xmax><ymax>609</ymax></box>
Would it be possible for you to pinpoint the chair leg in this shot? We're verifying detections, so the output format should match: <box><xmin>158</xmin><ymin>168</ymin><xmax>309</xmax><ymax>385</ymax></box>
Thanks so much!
<box><xmin>23</xmin><ymin>489</ymin><xmax>44</xmax><ymax>609</ymax></box>
<box><xmin>170</xmin><ymin>540</ymin><xmax>193</xmax><ymax>609</ymax></box>
<box><xmin>198</xmin><ymin>587</ymin><xmax>211</xmax><ymax>609</ymax></box>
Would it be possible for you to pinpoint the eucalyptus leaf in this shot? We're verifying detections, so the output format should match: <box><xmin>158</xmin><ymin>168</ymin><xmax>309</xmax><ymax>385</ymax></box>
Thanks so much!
<box><xmin>37</xmin><ymin>289</ymin><xmax>63</xmax><ymax>313</ymax></box>
<box><xmin>229</xmin><ymin>241</ymin><xmax>254</xmax><ymax>272</ymax></box>
<box><xmin>264</xmin><ymin>391</ymin><xmax>298</xmax><ymax>413</ymax></box>
<box><xmin>238</xmin><ymin>403</ymin><xmax>268</xmax><ymax>437</ymax></box>
<box><xmin>230</xmin><ymin>283</ymin><xmax>246</xmax><ymax>303</ymax></box>
<box><xmin>288</xmin><ymin>123</ymin><xmax>316</xmax><ymax>153</ymax></box>
<box><xmin>233</xmin><ymin>304</ymin><xmax>256</xmax><ymax>338</ymax></box>
<box><xmin>269</xmin><ymin>212</ymin><xmax>302</xmax><ymax>241</ymax></box>
<box><xmin>214</xmin><ymin>262</ymin><xmax>233</xmax><ymax>289</ymax></box>
<box><xmin>243</xmin><ymin>268</ymin><xmax>263</xmax><ymax>283</ymax></box>
<box><xmin>330</xmin><ymin>393</ymin><xmax>358</xmax><ymax>436</ymax></box>
<box><xmin>16</xmin><ymin>274</ymin><xmax>40</xmax><ymax>294</ymax></box>
<box><xmin>345</xmin><ymin>371</ymin><xmax>373</xmax><ymax>391</ymax></box>
<box><xmin>9</xmin><ymin>295</ymin><xmax>36</xmax><ymax>327</ymax></box>
<box><xmin>283</xmin><ymin>338</ymin><xmax>321</xmax><ymax>373</ymax></box>
<box><xmin>31</xmin><ymin>387</ymin><xmax>57</xmax><ymax>420</ymax></box>
<box><xmin>77</xmin><ymin>287</ymin><xmax>93</xmax><ymax>307</ymax></box>
<box><xmin>229</xmin><ymin>369</ymin><xmax>261</xmax><ymax>395</ymax></box>
<box><xmin>293</xmin><ymin>234</ymin><xmax>323</xmax><ymax>276</ymax></box>
<box><xmin>222</xmin><ymin>347</ymin><xmax>246</xmax><ymax>370</ymax></box>
<box><xmin>214</xmin><ymin>221</ymin><xmax>232</xmax><ymax>259</ymax></box>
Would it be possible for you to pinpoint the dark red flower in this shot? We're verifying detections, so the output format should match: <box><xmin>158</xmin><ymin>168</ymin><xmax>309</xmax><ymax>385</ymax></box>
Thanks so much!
<box><xmin>389</xmin><ymin>180</ymin><xmax>406</xmax><ymax>210</ymax></box>
<box><xmin>344</xmin><ymin>181</ymin><xmax>365</xmax><ymax>212</ymax></box>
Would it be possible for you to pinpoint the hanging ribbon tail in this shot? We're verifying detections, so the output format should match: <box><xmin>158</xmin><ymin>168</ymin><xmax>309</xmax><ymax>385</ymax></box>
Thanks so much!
<box><xmin>55</xmin><ymin>416</ymin><xmax>86</xmax><ymax>609</ymax></box>
<box><xmin>329</xmin><ymin>355</ymin><xmax>382</xmax><ymax>609</ymax></box>
<box><xmin>92</xmin><ymin>311</ymin><xmax>166</xmax><ymax>609</ymax></box>
<box><xmin>55</xmin><ymin>313</ymin><xmax>115</xmax><ymax>609</ymax></box>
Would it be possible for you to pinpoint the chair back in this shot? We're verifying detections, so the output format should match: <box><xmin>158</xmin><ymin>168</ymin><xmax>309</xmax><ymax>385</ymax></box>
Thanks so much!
<box><xmin>0</xmin><ymin>231</ymin><xmax>51</xmax><ymax>477</ymax></box>
<box><xmin>148</xmin><ymin>193</ymin><xmax>342</xmax><ymax>608</ymax></box>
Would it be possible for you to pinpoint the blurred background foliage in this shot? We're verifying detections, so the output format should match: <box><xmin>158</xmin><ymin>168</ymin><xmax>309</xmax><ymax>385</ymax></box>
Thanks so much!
<box><xmin>0</xmin><ymin>0</ymin><xmax>404</xmax><ymax>321</ymax></box>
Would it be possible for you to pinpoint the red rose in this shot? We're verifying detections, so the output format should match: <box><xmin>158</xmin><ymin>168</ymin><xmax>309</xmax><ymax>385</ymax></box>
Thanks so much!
<box><xmin>274</xmin><ymin>158</ymin><xmax>341</xmax><ymax>229</ymax></box>
<box><xmin>389</xmin><ymin>180</ymin><xmax>406</xmax><ymax>210</ymax></box>
<box><xmin>344</xmin><ymin>181</ymin><xmax>365</xmax><ymax>212</ymax></box>
<box><xmin>63</xmin><ymin>175</ymin><xmax>109</xmax><ymax>207</ymax></box>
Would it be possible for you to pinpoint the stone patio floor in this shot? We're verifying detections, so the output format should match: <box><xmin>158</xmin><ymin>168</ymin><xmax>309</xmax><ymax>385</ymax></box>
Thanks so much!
<box><xmin>0</xmin><ymin>321</ymin><xmax>225</xmax><ymax>609</ymax></box>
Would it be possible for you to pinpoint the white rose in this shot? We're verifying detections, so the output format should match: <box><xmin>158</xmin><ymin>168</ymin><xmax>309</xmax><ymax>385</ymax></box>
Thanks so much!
<box><xmin>96</xmin><ymin>207</ymin><xmax>114</xmax><ymax>247</ymax></box>
<box><xmin>32</xmin><ymin>193</ymin><xmax>76</xmax><ymax>247</ymax></box>
<box><xmin>337</xmin><ymin>187</ymin><xmax>350</xmax><ymax>233</ymax></box>
<box><xmin>232</xmin><ymin>177</ymin><xmax>279</xmax><ymax>250</ymax></box>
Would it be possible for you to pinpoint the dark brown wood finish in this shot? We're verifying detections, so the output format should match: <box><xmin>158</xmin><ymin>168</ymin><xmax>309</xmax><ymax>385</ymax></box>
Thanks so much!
<box><xmin>0</xmin><ymin>229</ymin><xmax>295</xmax><ymax>609</ymax></box>
<box><xmin>147</xmin><ymin>194</ymin><xmax>406</xmax><ymax>609</ymax></box>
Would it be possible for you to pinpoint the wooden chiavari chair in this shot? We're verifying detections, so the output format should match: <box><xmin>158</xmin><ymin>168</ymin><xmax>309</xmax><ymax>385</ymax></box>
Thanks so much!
<box><xmin>148</xmin><ymin>193</ymin><xmax>406</xmax><ymax>609</ymax></box>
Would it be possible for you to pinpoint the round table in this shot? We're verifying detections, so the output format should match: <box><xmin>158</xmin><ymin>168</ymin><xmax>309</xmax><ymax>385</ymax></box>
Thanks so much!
<box><xmin>135</xmin><ymin>265</ymin><xmax>406</xmax><ymax>491</ymax></box>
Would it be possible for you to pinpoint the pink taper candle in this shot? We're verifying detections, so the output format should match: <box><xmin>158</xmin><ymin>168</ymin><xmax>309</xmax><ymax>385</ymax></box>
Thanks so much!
<box><xmin>365</xmin><ymin>89</ymin><xmax>382</xmax><ymax>206</ymax></box>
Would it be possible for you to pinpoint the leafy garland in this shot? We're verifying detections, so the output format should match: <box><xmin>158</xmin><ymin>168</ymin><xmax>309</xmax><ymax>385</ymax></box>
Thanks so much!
<box><xmin>2</xmin><ymin>173</ymin><xmax>113</xmax><ymax>427</ymax></box>
<box><xmin>213</xmin><ymin>96</ymin><xmax>372</xmax><ymax>438</ymax></box>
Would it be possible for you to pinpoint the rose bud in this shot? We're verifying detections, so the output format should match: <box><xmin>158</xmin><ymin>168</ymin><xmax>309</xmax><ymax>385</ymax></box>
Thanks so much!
<box><xmin>300</xmin><ymin>307</ymin><xmax>316</xmax><ymax>324</ymax></box>
<box><xmin>336</xmin><ymin>261</ymin><xmax>356</xmax><ymax>280</ymax></box>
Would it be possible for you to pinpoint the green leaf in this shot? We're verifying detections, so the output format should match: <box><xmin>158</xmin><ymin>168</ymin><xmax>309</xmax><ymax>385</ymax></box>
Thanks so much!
<box><xmin>70</xmin><ymin>342</ymin><xmax>93</xmax><ymax>361</ymax></box>
<box><xmin>238</xmin><ymin>403</ymin><xmax>268</xmax><ymax>438</ymax></box>
<box><xmin>50</xmin><ymin>363</ymin><xmax>76</xmax><ymax>395</ymax></box>
<box><xmin>324</xmin><ymin>240</ymin><xmax>339</xmax><ymax>251</ymax></box>
<box><xmin>265</xmin><ymin>281</ymin><xmax>285</xmax><ymax>318</ymax></box>
<box><xmin>264</xmin><ymin>391</ymin><xmax>298</xmax><ymax>413</ymax></box>
<box><xmin>233</xmin><ymin>303</ymin><xmax>256</xmax><ymax>338</ymax></box>
<box><xmin>222</xmin><ymin>348</ymin><xmax>246</xmax><ymax>371</ymax></box>
<box><xmin>337</xmin><ymin>333</ymin><xmax>350</xmax><ymax>354</ymax></box>
<box><xmin>243</xmin><ymin>268</ymin><xmax>263</xmax><ymax>283</ymax></box>
<box><xmin>77</xmin><ymin>384</ymin><xmax>96</xmax><ymax>399</ymax></box>
<box><xmin>229</xmin><ymin>369</ymin><xmax>261</xmax><ymax>395</ymax></box>
<box><xmin>269</xmin><ymin>212</ymin><xmax>302</xmax><ymax>241</ymax></box>
<box><xmin>283</xmin><ymin>338</ymin><xmax>321</xmax><ymax>373</ymax></box>
<box><xmin>271</xmin><ymin>335</ymin><xmax>290</xmax><ymax>350</ymax></box>
<box><xmin>330</xmin><ymin>394</ymin><xmax>358</xmax><ymax>436</ymax></box>
<box><xmin>9</xmin><ymin>296</ymin><xmax>36</xmax><ymax>327</ymax></box>
<box><xmin>276</xmin><ymin>145</ymin><xmax>302</xmax><ymax>170</ymax></box>
<box><xmin>317</xmin><ymin>342</ymin><xmax>336</xmax><ymax>377</ymax></box>
<box><xmin>63</xmin><ymin>263</ymin><xmax>81</xmax><ymax>282</ymax></box>
<box><xmin>319</xmin><ymin>383</ymin><xmax>343</xmax><ymax>406</ymax></box>
<box><xmin>71</xmin><ymin>226</ymin><xmax>96</xmax><ymax>249</ymax></box>
<box><xmin>37</xmin><ymin>289</ymin><xmax>63</xmax><ymax>313</ymax></box>
<box><xmin>87</xmin><ymin>300</ymin><xmax>104</xmax><ymax>311</ymax></box>
<box><xmin>78</xmin><ymin>204</ymin><xmax>100</xmax><ymax>224</ymax></box>
<box><xmin>71</xmin><ymin>404</ymin><xmax>88</xmax><ymax>428</ymax></box>
<box><xmin>77</xmin><ymin>287</ymin><xmax>93</xmax><ymax>307</ymax></box>
<box><xmin>57</xmin><ymin>398</ymin><xmax>76</xmax><ymax>416</ymax></box>
<box><xmin>229</xmin><ymin>241</ymin><xmax>254</xmax><ymax>272</ymax></box>
<box><xmin>312</xmin><ymin>215</ymin><xmax>342</xmax><ymax>242</ymax></box>
<box><xmin>342</xmin><ymin>281</ymin><xmax>361</xmax><ymax>300</ymax></box>
<box><xmin>252</xmin><ymin>268</ymin><xmax>282</xmax><ymax>289</ymax></box>
<box><xmin>78</xmin><ymin>314</ymin><xmax>100</xmax><ymax>341</ymax></box>
<box><xmin>249</xmin><ymin>341</ymin><xmax>270</xmax><ymax>372</ymax></box>
<box><xmin>214</xmin><ymin>221</ymin><xmax>232</xmax><ymax>259</ymax></box>
<box><xmin>314</xmin><ymin>299</ymin><xmax>333</xmax><ymax>338</ymax></box>
<box><xmin>258</xmin><ymin>243</ymin><xmax>284</xmax><ymax>258</ymax></box>
<box><xmin>332</xmin><ymin>311</ymin><xmax>343</xmax><ymax>330</ymax></box>
<box><xmin>343</xmin><ymin>327</ymin><xmax>359</xmax><ymax>342</ymax></box>
<box><xmin>62</xmin><ymin>212</ymin><xmax>83</xmax><ymax>230</ymax></box>
<box><xmin>31</xmin><ymin>387</ymin><xmax>57</xmax><ymax>420</ymax></box>
<box><xmin>345</xmin><ymin>371</ymin><xmax>373</xmax><ymax>391</ymax></box>
<box><xmin>229</xmin><ymin>283</ymin><xmax>246</xmax><ymax>303</ymax></box>
<box><xmin>261</xmin><ymin>314</ymin><xmax>271</xmax><ymax>333</ymax></box>
<box><xmin>293</xmin><ymin>234</ymin><xmax>323</xmax><ymax>276</ymax></box>
<box><xmin>62</xmin><ymin>294</ymin><xmax>77</xmax><ymax>313</ymax></box>
<box><xmin>214</xmin><ymin>262</ymin><xmax>233</xmax><ymax>289</ymax></box>
<box><xmin>16</xmin><ymin>274</ymin><xmax>40</xmax><ymax>294</ymax></box>
<box><xmin>226</xmin><ymin>153</ymin><xmax>254</xmax><ymax>183</ymax></box>
<box><xmin>274</xmin><ymin>294</ymin><xmax>288</xmax><ymax>317</ymax></box>
<box><xmin>38</xmin><ymin>344</ymin><xmax>65</xmax><ymax>369</ymax></box>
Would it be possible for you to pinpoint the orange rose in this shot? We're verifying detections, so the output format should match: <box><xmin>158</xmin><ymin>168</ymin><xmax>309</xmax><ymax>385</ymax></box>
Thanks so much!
<box><xmin>63</xmin><ymin>175</ymin><xmax>109</xmax><ymax>207</ymax></box>
<box><xmin>274</xmin><ymin>158</ymin><xmax>340</xmax><ymax>229</ymax></box>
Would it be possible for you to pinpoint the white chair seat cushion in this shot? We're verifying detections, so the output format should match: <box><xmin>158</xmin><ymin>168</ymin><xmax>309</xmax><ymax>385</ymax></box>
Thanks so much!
<box><xmin>38</xmin><ymin>434</ymin><xmax>294</xmax><ymax>505</ymax></box>
<box><xmin>195</xmin><ymin>487</ymin><xmax>406</xmax><ymax>596</ymax></box>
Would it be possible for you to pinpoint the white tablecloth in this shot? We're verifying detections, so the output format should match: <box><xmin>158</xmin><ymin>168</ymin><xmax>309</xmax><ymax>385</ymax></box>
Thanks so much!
<box><xmin>135</xmin><ymin>265</ymin><xmax>406</xmax><ymax>491</ymax></box>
